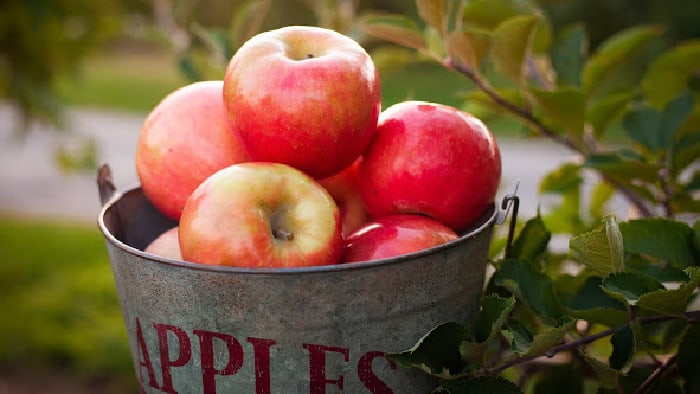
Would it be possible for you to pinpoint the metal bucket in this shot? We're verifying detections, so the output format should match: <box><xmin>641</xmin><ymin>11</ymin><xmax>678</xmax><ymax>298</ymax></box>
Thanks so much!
<box><xmin>96</xmin><ymin>165</ymin><xmax>516</xmax><ymax>394</ymax></box>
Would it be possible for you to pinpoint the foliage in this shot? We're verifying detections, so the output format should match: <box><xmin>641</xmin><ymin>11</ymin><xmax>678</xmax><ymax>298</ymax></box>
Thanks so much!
<box><xmin>353</xmin><ymin>0</ymin><xmax>700</xmax><ymax>392</ymax></box>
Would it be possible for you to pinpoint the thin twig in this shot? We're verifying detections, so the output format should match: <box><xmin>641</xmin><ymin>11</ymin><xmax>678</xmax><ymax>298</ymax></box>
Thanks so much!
<box><xmin>633</xmin><ymin>354</ymin><xmax>677</xmax><ymax>394</ymax></box>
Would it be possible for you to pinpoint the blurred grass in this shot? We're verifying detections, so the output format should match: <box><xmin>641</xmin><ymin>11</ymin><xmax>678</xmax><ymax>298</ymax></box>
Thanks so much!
<box><xmin>0</xmin><ymin>216</ymin><xmax>137</xmax><ymax>392</ymax></box>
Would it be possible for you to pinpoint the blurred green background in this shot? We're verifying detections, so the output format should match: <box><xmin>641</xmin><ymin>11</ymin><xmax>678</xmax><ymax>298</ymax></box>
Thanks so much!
<box><xmin>1</xmin><ymin>0</ymin><xmax>699</xmax><ymax>392</ymax></box>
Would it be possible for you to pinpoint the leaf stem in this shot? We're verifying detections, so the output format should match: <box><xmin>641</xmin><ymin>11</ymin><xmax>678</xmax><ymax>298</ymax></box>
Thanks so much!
<box><xmin>479</xmin><ymin>310</ymin><xmax>700</xmax><ymax>376</ymax></box>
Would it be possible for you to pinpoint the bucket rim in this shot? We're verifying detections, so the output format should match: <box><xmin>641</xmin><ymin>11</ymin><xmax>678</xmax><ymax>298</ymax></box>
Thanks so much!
<box><xmin>97</xmin><ymin>185</ymin><xmax>498</xmax><ymax>275</ymax></box>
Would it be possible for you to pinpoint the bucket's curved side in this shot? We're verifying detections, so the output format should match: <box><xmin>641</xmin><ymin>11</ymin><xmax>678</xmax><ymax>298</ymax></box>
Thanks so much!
<box><xmin>100</xmin><ymin>188</ymin><xmax>494</xmax><ymax>393</ymax></box>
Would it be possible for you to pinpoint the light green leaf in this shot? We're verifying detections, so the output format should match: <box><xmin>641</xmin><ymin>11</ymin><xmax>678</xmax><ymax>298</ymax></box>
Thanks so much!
<box><xmin>551</xmin><ymin>23</ymin><xmax>587</xmax><ymax>86</ymax></box>
<box><xmin>601</xmin><ymin>272</ymin><xmax>664</xmax><ymax>306</ymax></box>
<box><xmin>579</xmin><ymin>350</ymin><xmax>621</xmax><ymax>389</ymax></box>
<box><xmin>490</xmin><ymin>14</ymin><xmax>540</xmax><ymax>83</ymax></box>
<box><xmin>569</xmin><ymin>215</ymin><xmax>624</xmax><ymax>276</ymax></box>
<box><xmin>582</xmin><ymin>25</ymin><xmax>663</xmax><ymax>99</ymax></box>
<box><xmin>509</xmin><ymin>216</ymin><xmax>551</xmax><ymax>261</ymax></box>
<box><xmin>447</xmin><ymin>30</ymin><xmax>491</xmax><ymax>74</ymax></box>
<box><xmin>521</xmin><ymin>316</ymin><xmax>576</xmax><ymax>358</ymax></box>
<box><xmin>642</xmin><ymin>39</ymin><xmax>700</xmax><ymax>109</ymax></box>
<box><xmin>586</xmin><ymin>91</ymin><xmax>634</xmax><ymax>138</ymax></box>
<box><xmin>583</xmin><ymin>153</ymin><xmax>662</xmax><ymax>183</ymax></box>
<box><xmin>359</xmin><ymin>13</ymin><xmax>427</xmax><ymax>50</ymax></box>
<box><xmin>636</xmin><ymin>267</ymin><xmax>700</xmax><ymax>317</ymax></box>
<box><xmin>589</xmin><ymin>181</ymin><xmax>616</xmax><ymax>219</ymax></box>
<box><xmin>416</xmin><ymin>0</ymin><xmax>445</xmax><ymax>33</ymax></box>
<box><xmin>539</xmin><ymin>162</ymin><xmax>581</xmax><ymax>194</ymax></box>
<box><xmin>386</xmin><ymin>321</ymin><xmax>470</xmax><ymax>379</ymax></box>
<box><xmin>531</xmin><ymin>87</ymin><xmax>585</xmax><ymax>137</ymax></box>
<box><xmin>493</xmin><ymin>260</ymin><xmax>563</xmax><ymax>320</ymax></box>
<box><xmin>619</xmin><ymin>218</ymin><xmax>697</xmax><ymax>269</ymax></box>
<box><xmin>461</xmin><ymin>0</ymin><xmax>537</xmax><ymax>30</ymax></box>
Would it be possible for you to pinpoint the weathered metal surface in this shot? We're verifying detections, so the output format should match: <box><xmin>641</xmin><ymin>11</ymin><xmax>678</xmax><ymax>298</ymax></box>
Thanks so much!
<box><xmin>98</xmin><ymin>183</ymin><xmax>497</xmax><ymax>394</ymax></box>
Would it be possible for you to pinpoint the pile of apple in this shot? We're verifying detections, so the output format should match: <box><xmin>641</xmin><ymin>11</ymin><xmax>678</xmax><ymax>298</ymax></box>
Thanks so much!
<box><xmin>137</xmin><ymin>26</ymin><xmax>502</xmax><ymax>268</ymax></box>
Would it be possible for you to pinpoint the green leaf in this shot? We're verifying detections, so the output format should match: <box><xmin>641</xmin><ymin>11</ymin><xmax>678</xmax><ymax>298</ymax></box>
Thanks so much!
<box><xmin>502</xmin><ymin>318</ymin><xmax>532</xmax><ymax>354</ymax></box>
<box><xmin>416</xmin><ymin>0</ymin><xmax>445</xmax><ymax>33</ymax></box>
<box><xmin>659</xmin><ymin>90</ymin><xmax>695</xmax><ymax>149</ymax></box>
<box><xmin>551</xmin><ymin>23</ymin><xmax>587</xmax><ymax>86</ymax></box>
<box><xmin>532</xmin><ymin>364</ymin><xmax>584</xmax><ymax>394</ymax></box>
<box><xmin>229</xmin><ymin>0</ymin><xmax>270</xmax><ymax>48</ymax></box>
<box><xmin>589</xmin><ymin>182</ymin><xmax>616</xmax><ymax>219</ymax></box>
<box><xmin>531</xmin><ymin>87</ymin><xmax>585</xmax><ymax>137</ymax></box>
<box><xmin>447</xmin><ymin>30</ymin><xmax>491</xmax><ymax>74</ymax></box>
<box><xmin>556</xmin><ymin>276</ymin><xmax>629</xmax><ymax>327</ymax></box>
<box><xmin>387</xmin><ymin>321</ymin><xmax>470</xmax><ymax>379</ymax></box>
<box><xmin>636</xmin><ymin>267</ymin><xmax>700</xmax><ymax>317</ymax></box>
<box><xmin>624</xmin><ymin>254</ymin><xmax>690</xmax><ymax>283</ymax></box>
<box><xmin>619</xmin><ymin>218</ymin><xmax>697</xmax><ymax>269</ymax></box>
<box><xmin>583</xmin><ymin>153</ymin><xmax>662</xmax><ymax>183</ymax></box>
<box><xmin>579</xmin><ymin>350</ymin><xmax>621</xmax><ymax>389</ymax></box>
<box><xmin>439</xmin><ymin>375</ymin><xmax>523</xmax><ymax>394</ymax></box>
<box><xmin>510</xmin><ymin>216</ymin><xmax>551</xmax><ymax>261</ymax></box>
<box><xmin>582</xmin><ymin>25</ymin><xmax>663</xmax><ymax>99</ymax></box>
<box><xmin>461</xmin><ymin>295</ymin><xmax>515</xmax><ymax>365</ymax></box>
<box><xmin>671</xmin><ymin>128</ymin><xmax>700</xmax><ymax>176</ymax></box>
<box><xmin>609</xmin><ymin>324</ymin><xmax>636</xmax><ymax>372</ymax></box>
<box><xmin>676</xmin><ymin>320</ymin><xmax>700</xmax><ymax>394</ymax></box>
<box><xmin>493</xmin><ymin>260</ymin><xmax>562</xmax><ymax>320</ymax></box>
<box><xmin>521</xmin><ymin>316</ymin><xmax>576</xmax><ymax>358</ymax></box>
<box><xmin>642</xmin><ymin>39</ymin><xmax>700</xmax><ymax>109</ymax></box>
<box><xmin>601</xmin><ymin>272</ymin><xmax>664</xmax><ymax>306</ymax></box>
<box><xmin>539</xmin><ymin>163</ymin><xmax>581</xmax><ymax>194</ymax></box>
<box><xmin>491</xmin><ymin>14</ymin><xmax>540</xmax><ymax>83</ymax></box>
<box><xmin>461</xmin><ymin>0</ymin><xmax>537</xmax><ymax>30</ymax></box>
<box><xmin>622</xmin><ymin>106</ymin><xmax>662</xmax><ymax>152</ymax></box>
<box><xmin>359</xmin><ymin>13</ymin><xmax>427</xmax><ymax>50</ymax></box>
<box><xmin>586</xmin><ymin>91</ymin><xmax>634</xmax><ymax>138</ymax></box>
<box><xmin>569</xmin><ymin>215</ymin><xmax>624</xmax><ymax>276</ymax></box>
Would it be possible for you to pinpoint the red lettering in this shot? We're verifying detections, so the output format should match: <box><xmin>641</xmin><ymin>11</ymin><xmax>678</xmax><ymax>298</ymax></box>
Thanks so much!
<box><xmin>154</xmin><ymin>323</ymin><xmax>192</xmax><ymax>394</ymax></box>
<box><xmin>135</xmin><ymin>318</ymin><xmax>160</xmax><ymax>390</ymax></box>
<box><xmin>247</xmin><ymin>337</ymin><xmax>277</xmax><ymax>394</ymax></box>
<box><xmin>303</xmin><ymin>343</ymin><xmax>350</xmax><ymax>394</ymax></box>
<box><xmin>358</xmin><ymin>351</ymin><xmax>396</xmax><ymax>394</ymax></box>
<box><xmin>193</xmin><ymin>330</ymin><xmax>244</xmax><ymax>394</ymax></box>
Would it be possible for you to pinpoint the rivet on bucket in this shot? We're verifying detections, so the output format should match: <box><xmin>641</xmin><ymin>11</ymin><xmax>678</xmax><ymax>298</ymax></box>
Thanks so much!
<box><xmin>97</xmin><ymin>164</ymin><xmax>518</xmax><ymax>394</ymax></box>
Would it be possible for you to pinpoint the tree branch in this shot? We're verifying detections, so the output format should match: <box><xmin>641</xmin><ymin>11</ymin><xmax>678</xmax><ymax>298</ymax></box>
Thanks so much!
<box><xmin>633</xmin><ymin>354</ymin><xmax>677</xmax><ymax>394</ymax></box>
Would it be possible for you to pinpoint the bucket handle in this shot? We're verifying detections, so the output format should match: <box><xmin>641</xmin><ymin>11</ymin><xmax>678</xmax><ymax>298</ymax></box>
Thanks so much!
<box><xmin>97</xmin><ymin>163</ymin><xmax>116</xmax><ymax>206</ymax></box>
<box><xmin>496</xmin><ymin>181</ymin><xmax>520</xmax><ymax>259</ymax></box>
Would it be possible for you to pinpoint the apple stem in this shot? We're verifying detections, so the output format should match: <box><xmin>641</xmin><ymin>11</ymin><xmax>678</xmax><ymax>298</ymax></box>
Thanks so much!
<box><xmin>273</xmin><ymin>228</ymin><xmax>295</xmax><ymax>241</ymax></box>
<box><xmin>306</xmin><ymin>54</ymin><xmax>314</xmax><ymax>59</ymax></box>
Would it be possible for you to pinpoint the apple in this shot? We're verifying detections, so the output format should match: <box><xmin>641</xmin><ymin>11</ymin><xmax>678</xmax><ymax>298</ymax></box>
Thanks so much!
<box><xmin>342</xmin><ymin>214</ymin><xmax>459</xmax><ymax>263</ymax></box>
<box><xmin>358</xmin><ymin>101</ymin><xmax>501</xmax><ymax>233</ymax></box>
<box><xmin>144</xmin><ymin>227</ymin><xmax>182</xmax><ymax>261</ymax></box>
<box><xmin>135</xmin><ymin>80</ymin><xmax>250</xmax><ymax>220</ymax></box>
<box><xmin>179</xmin><ymin>162</ymin><xmax>343</xmax><ymax>268</ymax></box>
<box><xmin>222</xmin><ymin>25</ymin><xmax>381</xmax><ymax>179</ymax></box>
<box><xmin>318</xmin><ymin>158</ymin><xmax>370</xmax><ymax>236</ymax></box>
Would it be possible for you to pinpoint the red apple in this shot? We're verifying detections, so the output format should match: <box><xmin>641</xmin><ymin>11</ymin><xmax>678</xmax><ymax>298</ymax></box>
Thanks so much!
<box><xmin>342</xmin><ymin>214</ymin><xmax>459</xmax><ymax>263</ymax></box>
<box><xmin>179</xmin><ymin>162</ymin><xmax>343</xmax><ymax>268</ymax></box>
<box><xmin>136</xmin><ymin>80</ymin><xmax>250</xmax><ymax>220</ymax></box>
<box><xmin>318</xmin><ymin>158</ymin><xmax>370</xmax><ymax>236</ymax></box>
<box><xmin>222</xmin><ymin>25</ymin><xmax>381</xmax><ymax>179</ymax></box>
<box><xmin>358</xmin><ymin>101</ymin><xmax>501</xmax><ymax>233</ymax></box>
<box><xmin>144</xmin><ymin>227</ymin><xmax>182</xmax><ymax>261</ymax></box>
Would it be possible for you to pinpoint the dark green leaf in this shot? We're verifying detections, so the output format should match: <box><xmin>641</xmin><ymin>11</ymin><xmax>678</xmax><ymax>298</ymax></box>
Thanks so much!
<box><xmin>359</xmin><ymin>13</ymin><xmax>427</xmax><ymax>50</ymax></box>
<box><xmin>582</xmin><ymin>25</ymin><xmax>663</xmax><ymax>99</ymax></box>
<box><xmin>586</xmin><ymin>91</ymin><xmax>635</xmax><ymax>138</ymax></box>
<box><xmin>551</xmin><ymin>23</ymin><xmax>587</xmax><ymax>86</ymax></box>
<box><xmin>569</xmin><ymin>215</ymin><xmax>624</xmax><ymax>276</ymax></box>
<box><xmin>556</xmin><ymin>276</ymin><xmax>629</xmax><ymax>326</ymax></box>
<box><xmin>676</xmin><ymin>320</ymin><xmax>700</xmax><ymax>394</ymax></box>
<box><xmin>531</xmin><ymin>87</ymin><xmax>585</xmax><ymax>137</ymax></box>
<box><xmin>502</xmin><ymin>318</ymin><xmax>532</xmax><ymax>354</ymax></box>
<box><xmin>493</xmin><ymin>260</ymin><xmax>562</xmax><ymax>320</ymax></box>
<box><xmin>671</xmin><ymin>128</ymin><xmax>700</xmax><ymax>176</ymax></box>
<box><xmin>642</xmin><ymin>40</ymin><xmax>700</xmax><ymax>109</ymax></box>
<box><xmin>461</xmin><ymin>295</ymin><xmax>515</xmax><ymax>366</ymax></box>
<box><xmin>636</xmin><ymin>267</ymin><xmax>700</xmax><ymax>316</ymax></box>
<box><xmin>619</xmin><ymin>218</ymin><xmax>697</xmax><ymax>269</ymax></box>
<box><xmin>622</xmin><ymin>106</ymin><xmax>662</xmax><ymax>152</ymax></box>
<box><xmin>539</xmin><ymin>162</ymin><xmax>581</xmax><ymax>194</ymax></box>
<box><xmin>521</xmin><ymin>316</ymin><xmax>575</xmax><ymax>357</ymax></box>
<box><xmin>609</xmin><ymin>324</ymin><xmax>636</xmax><ymax>371</ymax></box>
<box><xmin>583</xmin><ymin>153</ymin><xmax>662</xmax><ymax>183</ymax></box>
<box><xmin>510</xmin><ymin>216</ymin><xmax>551</xmax><ymax>261</ymax></box>
<box><xmin>178</xmin><ymin>54</ymin><xmax>203</xmax><ymax>81</ymax></box>
<box><xmin>601</xmin><ymin>272</ymin><xmax>664</xmax><ymax>306</ymax></box>
<box><xmin>491</xmin><ymin>14</ymin><xmax>540</xmax><ymax>82</ymax></box>
<box><xmin>416</xmin><ymin>0</ymin><xmax>445</xmax><ymax>33</ymax></box>
<box><xmin>387</xmin><ymin>321</ymin><xmax>470</xmax><ymax>379</ymax></box>
<box><xmin>439</xmin><ymin>375</ymin><xmax>523</xmax><ymax>394</ymax></box>
<box><xmin>624</xmin><ymin>254</ymin><xmax>690</xmax><ymax>283</ymax></box>
<box><xmin>532</xmin><ymin>363</ymin><xmax>584</xmax><ymax>394</ymax></box>
<box><xmin>659</xmin><ymin>90</ymin><xmax>695</xmax><ymax>149</ymax></box>
<box><xmin>694</xmin><ymin>219</ymin><xmax>700</xmax><ymax>253</ymax></box>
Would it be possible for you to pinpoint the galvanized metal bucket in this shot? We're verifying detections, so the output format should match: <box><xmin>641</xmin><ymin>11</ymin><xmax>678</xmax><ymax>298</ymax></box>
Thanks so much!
<box><xmin>96</xmin><ymin>165</ymin><xmax>517</xmax><ymax>394</ymax></box>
